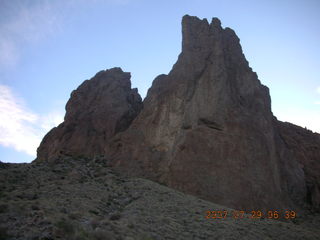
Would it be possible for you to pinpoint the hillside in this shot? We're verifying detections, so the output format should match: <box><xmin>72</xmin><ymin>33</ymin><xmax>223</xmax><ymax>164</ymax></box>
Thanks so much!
<box><xmin>1</xmin><ymin>158</ymin><xmax>320</xmax><ymax>240</ymax></box>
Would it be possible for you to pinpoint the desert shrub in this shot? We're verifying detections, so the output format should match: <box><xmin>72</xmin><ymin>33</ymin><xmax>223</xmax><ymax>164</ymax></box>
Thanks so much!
<box><xmin>88</xmin><ymin>209</ymin><xmax>99</xmax><ymax>215</ymax></box>
<box><xmin>89</xmin><ymin>218</ymin><xmax>100</xmax><ymax>230</ymax></box>
<box><xmin>54</xmin><ymin>219</ymin><xmax>75</xmax><ymax>237</ymax></box>
<box><xmin>68</xmin><ymin>212</ymin><xmax>82</xmax><ymax>220</ymax></box>
<box><xmin>109</xmin><ymin>213</ymin><xmax>121</xmax><ymax>221</ymax></box>
<box><xmin>139</xmin><ymin>235</ymin><xmax>155</xmax><ymax>240</ymax></box>
<box><xmin>91</xmin><ymin>230</ymin><xmax>115</xmax><ymax>240</ymax></box>
<box><xmin>0</xmin><ymin>204</ymin><xmax>8</xmax><ymax>213</ymax></box>
<box><xmin>128</xmin><ymin>223</ymin><xmax>134</xmax><ymax>229</ymax></box>
<box><xmin>73</xmin><ymin>227</ymin><xmax>89</xmax><ymax>240</ymax></box>
<box><xmin>53</xmin><ymin>218</ymin><xmax>113</xmax><ymax>240</ymax></box>
<box><xmin>31</xmin><ymin>204</ymin><xmax>40</xmax><ymax>211</ymax></box>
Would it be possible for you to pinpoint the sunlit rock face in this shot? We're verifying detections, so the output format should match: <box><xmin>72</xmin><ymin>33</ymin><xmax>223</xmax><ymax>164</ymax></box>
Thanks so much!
<box><xmin>35</xmin><ymin>67</ymin><xmax>142</xmax><ymax>162</ymax></box>
<box><xmin>107</xmin><ymin>15</ymin><xmax>308</xmax><ymax>211</ymax></box>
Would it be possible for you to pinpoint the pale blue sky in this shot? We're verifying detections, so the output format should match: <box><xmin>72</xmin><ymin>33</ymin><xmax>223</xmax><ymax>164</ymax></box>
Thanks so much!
<box><xmin>0</xmin><ymin>0</ymin><xmax>319</xmax><ymax>163</ymax></box>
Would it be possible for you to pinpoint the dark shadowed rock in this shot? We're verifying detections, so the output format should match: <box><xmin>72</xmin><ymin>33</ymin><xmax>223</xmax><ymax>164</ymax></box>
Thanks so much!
<box><xmin>276</xmin><ymin>120</ymin><xmax>320</xmax><ymax>211</ymax></box>
<box><xmin>35</xmin><ymin>67</ymin><xmax>142</xmax><ymax>162</ymax></box>
<box><xmin>107</xmin><ymin>15</ymin><xmax>310</xmax><ymax>212</ymax></box>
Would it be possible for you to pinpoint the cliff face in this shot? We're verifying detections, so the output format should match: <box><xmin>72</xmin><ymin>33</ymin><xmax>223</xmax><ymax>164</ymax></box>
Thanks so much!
<box><xmin>107</xmin><ymin>15</ymin><xmax>307</xmax><ymax>211</ymax></box>
<box><xmin>36</xmin><ymin>68</ymin><xmax>142</xmax><ymax>162</ymax></box>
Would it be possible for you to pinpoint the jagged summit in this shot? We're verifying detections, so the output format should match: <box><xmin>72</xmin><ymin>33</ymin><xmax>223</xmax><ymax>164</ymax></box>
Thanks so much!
<box><xmin>91</xmin><ymin>67</ymin><xmax>127</xmax><ymax>79</ymax></box>
<box><xmin>211</xmin><ymin>17</ymin><xmax>222</xmax><ymax>27</ymax></box>
<box><xmin>182</xmin><ymin>15</ymin><xmax>222</xmax><ymax>28</ymax></box>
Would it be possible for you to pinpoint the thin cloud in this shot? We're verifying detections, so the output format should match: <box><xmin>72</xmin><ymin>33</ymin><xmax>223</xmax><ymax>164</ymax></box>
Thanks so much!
<box><xmin>0</xmin><ymin>0</ymin><xmax>132</xmax><ymax>71</ymax></box>
<box><xmin>0</xmin><ymin>85</ymin><xmax>63</xmax><ymax>157</ymax></box>
<box><xmin>317</xmin><ymin>86</ymin><xmax>320</xmax><ymax>94</ymax></box>
<box><xmin>0</xmin><ymin>1</ymin><xmax>63</xmax><ymax>70</ymax></box>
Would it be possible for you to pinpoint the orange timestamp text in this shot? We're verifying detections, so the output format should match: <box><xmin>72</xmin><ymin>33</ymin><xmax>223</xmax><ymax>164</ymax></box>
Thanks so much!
<box><xmin>205</xmin><ymin>210</ymin><xmax>296</xmax><ymax>220</ymax></box>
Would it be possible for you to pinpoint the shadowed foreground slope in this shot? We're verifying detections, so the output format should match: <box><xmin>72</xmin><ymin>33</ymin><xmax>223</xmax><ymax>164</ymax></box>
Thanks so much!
<box><xmin>1</xmin><ymin>158</ymin><xmax>320</xmax><ymax>240</ymax></box>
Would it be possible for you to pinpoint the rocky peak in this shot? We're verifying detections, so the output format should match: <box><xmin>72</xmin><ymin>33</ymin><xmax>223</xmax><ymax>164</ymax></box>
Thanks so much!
<box><xmin>181</xmin><ymin>15</ymin><xmax>223</xmax><ymax>53</ymax></box>
<box><xmin>35</xmin><ymin>67</ymin><xmax>142</xmax><ymax>162</ymax></box>
<box><xmin>108</xmin><ymin>16</ymin><xmax>307</xmax><ymax>212</ymax></box>
<box><xmin>181</xmin><ymin>15</ymin><xmax>242</xmax><ymax>60</ymax></box>
<box><xmin>211</xmin><ymin>17</ymin><xmax>222</xmax><ymax>27</ymax></box>
<box><xmin>33</xmin><ymin>15</ymin><xmax>320</xmax><ymax>213</ymax></box>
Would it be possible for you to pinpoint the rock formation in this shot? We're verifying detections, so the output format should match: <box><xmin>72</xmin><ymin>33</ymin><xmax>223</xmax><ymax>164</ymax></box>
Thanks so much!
<box><xmin>36</xmin><ymin>67</ymin><xmax>142</xmax><ymax>162</ymax></box>
<box><xmin>34</xmin><ymin>15</ymin><xmax>320</xmax><ymax>213</ymax></box>
<box><xmin>107</xmin><ymin>15</ymin><xmax>312</xmax><ymax>212</ymax></box>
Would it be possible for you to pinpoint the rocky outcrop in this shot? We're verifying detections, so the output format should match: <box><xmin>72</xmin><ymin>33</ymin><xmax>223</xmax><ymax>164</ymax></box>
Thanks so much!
<box><xmin>35</xmin><ymin>68</ymin><xmax>142</xmax><ymax>162</ymax></box>
<box><xmin>34</xmin><ymin>15</ymin><xmax>320</xmax><ymax>213</ymax></box>
<box><xmin>107</xmin><ymin>15</ymin><xmax>309</xmax><ymax>211</ymax></box>
<box><xmin>276</xmin><ymin>120</ymin><xmax>320</xmax><ymax>211</ymax></box>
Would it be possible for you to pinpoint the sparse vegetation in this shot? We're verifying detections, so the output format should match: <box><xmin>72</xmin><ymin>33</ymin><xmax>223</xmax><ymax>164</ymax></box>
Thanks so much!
<box><xmin>68</xmin><ymin>212</ymin><xmax>82</xmax><ymax>220</ymax></box>
<box><xmin>109</xmin><ymin>213</ymin><xmax>121</xmax><ymax>221</ymax></box>
<box><xmin>0</xmin><ymin>157</ymin><xmax>319</xmax><ymax>239</ymax></box>
<box><xmin>0</xmin><ymin>204</ymin><xmax>8</xmax><ymax>213</ymax></box>
<box><xmin>88</xmin><ymin>209</ymin><xmax>99</xmax><ymax>215</ymax></box>
<box><xmin>89</xmin><ymin>218</ymin><xmax>100</xmax><ymax>230</ymax></box>
<box><xmin>91</xmin><ymin>230</ymin><xmax>115</xmax><ymax>240</ymax></box>
<box><xmin>31</xmin><ymin>204</ymin><xmax>40</xmax><ymax>211</ymax></box>
<box><xmin>54</xmin><ymin>218</ymin><xmax>75</xmax><ymax>237</ymax></box>
<box><xmin>73</xmin><ymin>227</ymin><xmax>90</xmax><ymax>240</ymax></box>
